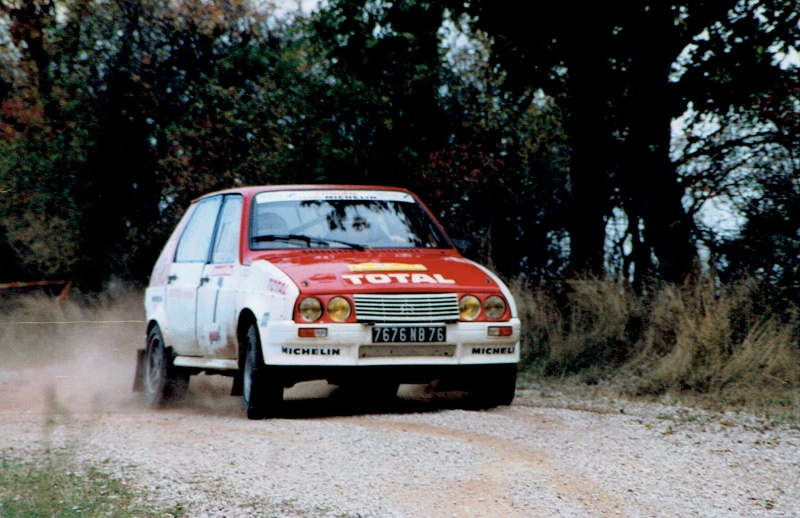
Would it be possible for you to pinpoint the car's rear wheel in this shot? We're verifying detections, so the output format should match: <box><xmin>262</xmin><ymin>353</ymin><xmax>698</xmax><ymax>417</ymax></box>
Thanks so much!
<box><xmin>143</xmin><ymin>325</ymin><xmax>189</xmax><ymax>408</ymax></box>
<box><xmin>464</xmin><ymin>364</ymin><xmax>517</xmax><ymax>410</ymax></box>
<box><xmin>243</xmin><ymin>323</ymin><xmax>283</xmax><ymax>419</ymax></box>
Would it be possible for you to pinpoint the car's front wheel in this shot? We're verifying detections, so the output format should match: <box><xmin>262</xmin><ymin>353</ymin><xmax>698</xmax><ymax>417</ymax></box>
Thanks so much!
<box><xmin>242</xmin><ymin>323</ymin><xmax>283</xmax><ymax>419</ymax></box>
<box><xmin>143</xmin><ymin>325</ymin><xmax>189</xmax><ymax>408</ymax></box>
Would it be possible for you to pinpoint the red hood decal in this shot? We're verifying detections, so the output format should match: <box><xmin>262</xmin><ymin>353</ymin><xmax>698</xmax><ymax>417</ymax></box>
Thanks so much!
<box><xmin>254</xmin><ymin>250</ymin><xmax>499</xmax><ymax>294</ymax></box>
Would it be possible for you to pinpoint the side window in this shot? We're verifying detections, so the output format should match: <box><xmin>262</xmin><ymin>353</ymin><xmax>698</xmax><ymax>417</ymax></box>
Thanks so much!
<box><xmin>175</xmin><ymin>196</ymin><xmax>223</xmax><ymax>263</ymax></box>
<box><xmin>211</xmin><ymin>195</ymin><xmax>243</xmax><ymax>264</ymax></box>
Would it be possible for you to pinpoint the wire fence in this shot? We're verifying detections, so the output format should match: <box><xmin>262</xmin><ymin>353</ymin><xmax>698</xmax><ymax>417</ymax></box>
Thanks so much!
<box><xmin>0</xmin><ymin>320</ymin><xmax>145</xmax><ymax>326</ymax></box>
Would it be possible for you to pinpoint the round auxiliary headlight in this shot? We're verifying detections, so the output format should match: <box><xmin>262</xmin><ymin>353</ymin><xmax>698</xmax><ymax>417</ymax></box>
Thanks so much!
<box><xmin>484</xmin><ymin>295</ymin><xmax>507</xmax><ymax>320</ymax></box>
<box><xmin>298</xmin><ymin>297</ymin><xmax>323</xmax><ymax>322</ymax></box>
<box><xmin>459</xmin><ymin>295</ymin><xmax>481</xmax><ymax>321</ymax></box>
<box><xmin>327</xmin><ymin>296</ymin><xmax>352</xmax><ymax>322</ymax></box>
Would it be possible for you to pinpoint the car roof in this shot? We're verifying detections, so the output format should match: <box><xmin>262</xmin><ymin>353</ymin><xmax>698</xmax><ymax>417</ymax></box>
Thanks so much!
<box><xmin>194</xmin><ymin>184</ymin><xmax>414</xmax><ymax>202</ymax></box>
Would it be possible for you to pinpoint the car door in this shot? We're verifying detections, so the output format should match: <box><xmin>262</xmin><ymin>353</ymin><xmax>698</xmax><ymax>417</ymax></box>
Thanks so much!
<box><xmin>165</xmin><ymin>195</ymin><xmax>223</xmax><ymax>356</ymax></box>
<box><xmin>196</xmin><ymin>194</ymin><xmax>242</xmax><ymax>358</ymax></box>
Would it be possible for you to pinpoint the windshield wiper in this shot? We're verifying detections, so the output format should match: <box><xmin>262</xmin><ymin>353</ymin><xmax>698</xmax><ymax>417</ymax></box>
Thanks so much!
<box><xmin>252</xmin><ymin>234</ymin><xmax>365</xmax><ymax>251</ymax></box>
<box><xmin>321</xmin><ymin>238</ymin><xmax>367</xmax><ymax>250</ymax></box>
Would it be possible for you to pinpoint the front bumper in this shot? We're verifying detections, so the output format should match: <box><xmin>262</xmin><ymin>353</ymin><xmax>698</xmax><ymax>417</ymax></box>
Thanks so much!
<box><xmin>259</xmin><ymin>319</ymin><xmax>521</xmax><ymax>368</ymax></box>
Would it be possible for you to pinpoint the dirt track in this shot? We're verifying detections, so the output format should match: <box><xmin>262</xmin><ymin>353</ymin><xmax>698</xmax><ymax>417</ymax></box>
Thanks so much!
<box><xmin>1</xmin><ymin>295</ymin><xmax>799</xmax><ymax>516</ymax></box>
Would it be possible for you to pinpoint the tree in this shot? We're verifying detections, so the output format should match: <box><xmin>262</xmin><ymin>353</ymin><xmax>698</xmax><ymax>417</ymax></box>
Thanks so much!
<box><xmin>421</xmin><ymin>21</ymin><xmax>573</xmax><ymax>279</ymax></box>
<box><xmin>310</xmin><ymin>1</ymin><xmax>575</xmax><ymax>279</ymax></box>
<box><xmin>672</xmin><ymin>0</ymin><xmax>800</xmax><ymax>300</ymax></box>
<box><xmin>0</xmin><ymin>0</ymin><xmax>326</xmax><ymax>287</ymax></box>
<box><xmin>0</xmin><ymin>0</ymin><xmax>91</xmax><ymax>281</ymax></box>
<box><xmin>433</xmin><ymin>0</ymin><xmax>799</xmax><ymax>290</ymax></box>
<box><xmin>310</xmin><ymin>0</ymin><xmax>457</xmax><ymax>187</ymax></box>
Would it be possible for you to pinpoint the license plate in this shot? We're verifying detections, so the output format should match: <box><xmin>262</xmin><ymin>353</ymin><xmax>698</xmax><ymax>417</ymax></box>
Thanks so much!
<box><xmin>371</xmin><ymin>326</ymin><xmax>446</xmax><ymax>343</ymax></box>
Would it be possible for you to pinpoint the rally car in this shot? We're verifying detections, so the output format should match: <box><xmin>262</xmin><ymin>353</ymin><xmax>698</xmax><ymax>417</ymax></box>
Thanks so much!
<box><xmin>133</xmin><ymin>185</ymin><xmax>520</xmax><ymax>418</ymax></box>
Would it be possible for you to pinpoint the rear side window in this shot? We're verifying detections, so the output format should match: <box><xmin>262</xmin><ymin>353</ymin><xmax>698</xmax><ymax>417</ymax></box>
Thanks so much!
<box><xmin>175</xmin><ymin>196</ymin><xmax>222</xmax><ymax>262</ymax></box>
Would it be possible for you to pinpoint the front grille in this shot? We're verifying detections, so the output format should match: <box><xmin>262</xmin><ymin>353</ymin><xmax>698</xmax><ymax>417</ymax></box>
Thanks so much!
<box><xmin>353</xmin><ymin>293</ymin><xmax>460</xmax><ymax>323</ymax></box>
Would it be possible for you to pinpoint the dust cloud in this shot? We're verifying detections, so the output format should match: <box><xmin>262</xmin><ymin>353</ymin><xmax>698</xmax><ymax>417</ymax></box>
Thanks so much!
<box><xmin>0</xmin><ymin>287</ymin><xmax>447</xmax><ymax>420</ymax></box>
<box><xmin>0</xmin><ymin>287</ymin><xmax>151</xmax><ymax>416</ymax></box>
<box><xmin>0</xmin><ymin>287</ymin><xmax>260</xmax><ymax>418</ymax></box>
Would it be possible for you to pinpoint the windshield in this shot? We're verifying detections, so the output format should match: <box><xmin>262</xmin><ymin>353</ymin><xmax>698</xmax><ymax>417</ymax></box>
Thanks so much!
<box><xmin>250</xmin><ymin>190</ymin><xmax>451</xmax><ymax>250</ymax></box>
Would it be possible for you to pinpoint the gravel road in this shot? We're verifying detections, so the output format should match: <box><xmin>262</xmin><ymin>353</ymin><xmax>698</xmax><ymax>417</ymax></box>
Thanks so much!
<box><xmin>1</xmin><ymin>337</ymin><xmax>799</xmax><ymax>518</ymax></box>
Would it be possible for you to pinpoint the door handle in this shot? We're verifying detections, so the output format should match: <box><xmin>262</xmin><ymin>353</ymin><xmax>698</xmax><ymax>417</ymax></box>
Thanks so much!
<box><xmin>200</xmin><ymin>276</ymin><xmax>210</xmax><ymax>285</ymax></box>
<box><xmin>168</xmin><ymin>274</ymin><xmax>177</xmax><ymax>283</ymax></box>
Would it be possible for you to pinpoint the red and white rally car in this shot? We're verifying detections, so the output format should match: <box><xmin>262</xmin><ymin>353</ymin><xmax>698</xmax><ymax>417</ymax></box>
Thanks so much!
<box><xmin>134</xmin><ymin>185</ymin><xmax>520</xmax><ymax>418</ymax></box>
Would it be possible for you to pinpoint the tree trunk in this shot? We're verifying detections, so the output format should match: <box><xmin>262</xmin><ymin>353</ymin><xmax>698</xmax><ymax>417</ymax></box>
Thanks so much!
<box><xmin>562</xmin><ymin>10</ymin><xmax>615</xmax><ymax>277</ymax></box>
<box><xmin>621</xmin><ymin>4</ymin><xmax>697</xmax><ymax>287</ymax></box>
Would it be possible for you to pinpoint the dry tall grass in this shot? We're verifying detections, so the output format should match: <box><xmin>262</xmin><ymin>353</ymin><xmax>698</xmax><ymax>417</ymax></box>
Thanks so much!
<box><xmin>513</xmin><ymin>277</ymin><xmax>642</xmax><ymax>376</ymax></box>
<box><xmin>513</xmin><ymin>273</ymin><xmax>800</xmax><ymax>418</ymax></box>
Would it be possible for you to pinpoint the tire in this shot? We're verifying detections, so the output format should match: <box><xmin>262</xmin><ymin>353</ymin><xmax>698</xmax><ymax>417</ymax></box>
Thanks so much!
<box><xmin>242</xmin><ymin>323</ymin><xmax>283</xmax><ymax>419</ymax></box>
<box><xmin>143</xmin><ymin>325</ymin><xmax>189</xmax><ymax>408</ymax></box>
<box><xmin>464</xmin><ymin>364</ymin><xmax>518</xmax><ymax>410</ymax></box>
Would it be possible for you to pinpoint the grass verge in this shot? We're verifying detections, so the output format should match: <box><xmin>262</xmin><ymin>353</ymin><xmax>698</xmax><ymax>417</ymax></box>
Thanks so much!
<box><xmin>0</xmin><ymin>454</ymin><xmax>185</xmax><ymax>517</ymax></box>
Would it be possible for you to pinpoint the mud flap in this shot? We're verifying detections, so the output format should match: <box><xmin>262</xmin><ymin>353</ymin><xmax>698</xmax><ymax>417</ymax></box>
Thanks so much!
<box><xmin>231</xmin><ymin>373</ymin><xmax>243</xmax><ymax>396</ymax></box>
<box><xmin>132</xmin><ymin>348</ymin><xmax>145</xmax><ymax>392</ymax></box>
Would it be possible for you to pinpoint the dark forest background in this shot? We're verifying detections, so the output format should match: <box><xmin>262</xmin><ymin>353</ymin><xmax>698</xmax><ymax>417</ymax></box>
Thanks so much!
<box><xmin>2</xmin><ymin>0</ymin><xmax>800</xmax><ymax>409</ymax></box>
<box><xmin>1</xmin><ymin>0</ymin><xmax>798</xmax><ymax>292</ymax></box>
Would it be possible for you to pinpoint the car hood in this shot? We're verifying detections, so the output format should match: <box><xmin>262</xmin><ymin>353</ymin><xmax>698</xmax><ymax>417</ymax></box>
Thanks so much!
<box><xmin>254</xmin><ymin>249</ymin><xmax>501</xmax><ymax>294</ymax></box>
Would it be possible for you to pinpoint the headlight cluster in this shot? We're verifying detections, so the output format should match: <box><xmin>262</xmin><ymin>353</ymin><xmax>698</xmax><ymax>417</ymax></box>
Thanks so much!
<box><xmin>459</xmin><ymin>294</ymin><xmax>507</xmax><ymax>321</ymax></box>
<box><xmin>298</xmin><ymin>293</ymin><xmax>507</xmax><ymax>323</ymax></box>
<box><xmin>298</xmin><ymin>296</ymin><xmax>352</xmax><ymax>322</ymax></box>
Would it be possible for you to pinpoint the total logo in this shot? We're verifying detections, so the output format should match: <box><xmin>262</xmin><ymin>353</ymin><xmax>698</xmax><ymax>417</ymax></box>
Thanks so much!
<box><xmin>342</xmin><ymin>273</ymin><xmax>456</xmax><ymax>285</ymax></box>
